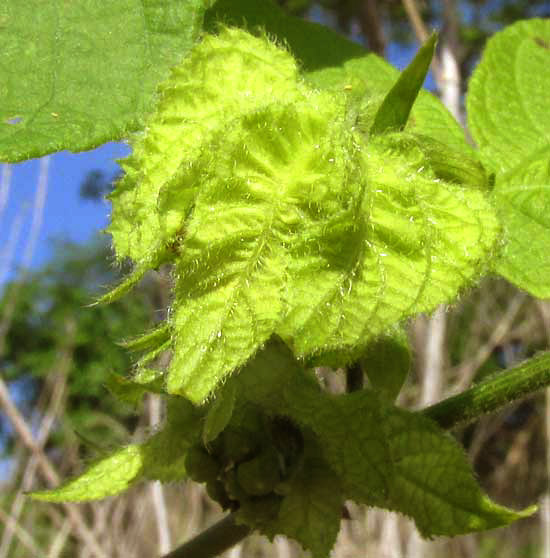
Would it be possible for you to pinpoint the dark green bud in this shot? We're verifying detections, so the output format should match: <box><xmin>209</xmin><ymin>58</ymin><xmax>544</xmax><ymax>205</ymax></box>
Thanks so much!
<box><xmin>237</xmin><ymin>448</ymin><xmax>281</xmax><ymax>497</ymax></box>
<box><xmin>206</xmin><ymin>479</ymin><xmax>233</xmax><ymax>510</ymax></box>
<box><xmin>222</xmin><ymin>428</ymin><xmax>259</xmax><ymax>465</ymax></box>
<box><xmin>184</xmin><ymin>446</ymin><xmax>220</xmax><ymax>484</ymax></box>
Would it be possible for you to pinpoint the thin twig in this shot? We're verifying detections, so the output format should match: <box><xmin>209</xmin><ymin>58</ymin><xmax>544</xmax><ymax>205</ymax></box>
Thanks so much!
<box><xmin>409</xmin><ymin>307</ymin><xmax>447</xmax><ymax>558</ymax></box>
<box><xmin>0</xmin><ymin>507</ymin><xmax>46</xmax><ymax>558</ymax></box>
<box><xmin>0</xmin><ymin>204</ymin><xmax>26</xmax><ymax>288</ymax></box>
<box><xmin>0</xmin><ymin>321</ymin><xmax>74</xmax><ymax>553</ymax></box>
<box><xmin>450</xmin><ymin>293</ymin><xmax>527</xmax><ymax>393</ymax></box>
<box><xmin>0</xmin><ymin>377</ymin><xmax>108</xmax><ymax>558</ymax></box>
<box><xmin>0</xmin><ymin>164</ymin><xmax>12</xmax><ymax>220</ymax></box>
<box><xmin>228</xmin><ymin>541</ymin><xmax>244</xmax><ymax>558</ymax></box>
<box><xmin>419</xmin><ymin>306</ymin><xmax>446</xmax><ymax>407</ymax></box>
<box><xmin>0</xmin><ymin>377</ymin><xmax>66</xmax><ymax>556</ymax></box>
<box><xmin>401</xmin><ymin>0</ymin><xmax>430</xmax><ymax>42</ymax></box>
<box><xmin>536</xmin><ymin>300</ymin><xmax>550</xmax><ymax>557</ymax></box>
<box><xmin>47</xmin><ymin>519</ymin><xmax>72</xmax><ymax>558</ymax></box>
<box><xmin>358</xmin><ymin>0</ymin><xmax>386</xmax><ymax>56</ymax></box>
<box><xmin>0</xmin><ymin>330</ymin><xmax>72</xmax><ymax>557</ymax></box>
<box><xmin>149</xmin><ymin>394</ymin><xmax>172</xmax><ymax>554</ymax></box>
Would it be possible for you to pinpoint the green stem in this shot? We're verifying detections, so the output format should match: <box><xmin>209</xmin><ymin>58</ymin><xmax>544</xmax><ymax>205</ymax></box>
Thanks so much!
<box><xmin>161</xmin><ymin>513</ymin><xmax>250</xmax><ymax>558</ymax></box>
<box><xmin>423</xmin><ymin>351</ymin><xmax>550</xmax><ymax>429</ymax></box>
<box><xmin>162</xmin><ymin>351</ymin><xmax>550</xmax><ymax>558</ymax></box>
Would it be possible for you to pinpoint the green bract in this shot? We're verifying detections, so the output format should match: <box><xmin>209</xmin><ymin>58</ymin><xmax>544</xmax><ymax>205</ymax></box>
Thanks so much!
<box><xmin>107</xmin><ymin>27</ymin><xmax>499</xmax><ymax>402</ymax></box>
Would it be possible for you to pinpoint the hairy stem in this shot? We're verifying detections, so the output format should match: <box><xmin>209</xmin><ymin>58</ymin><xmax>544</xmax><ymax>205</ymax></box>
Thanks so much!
<box><xmin>423</xmin><ymin>351</ymin><xmax>550</xmax><ymax>429</ymax></box>
<box><xmin>162</xmin><ymin>351</ymin><xmax>550</xmax><ymax>558</ymax></box>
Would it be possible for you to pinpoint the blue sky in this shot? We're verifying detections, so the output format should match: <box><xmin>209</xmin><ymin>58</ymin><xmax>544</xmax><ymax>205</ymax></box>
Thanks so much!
<box><xmin>0</xmin><ymin>142</ymin><xmax>130</xmax><ymax>284</ymax></box>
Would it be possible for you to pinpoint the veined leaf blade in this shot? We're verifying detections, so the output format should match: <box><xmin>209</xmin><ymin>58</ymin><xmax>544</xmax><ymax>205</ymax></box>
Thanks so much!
<box><xmin>493</xmin><ymin>156</ymin><xmax>550</xmax><ymax>297</ymax></box>
<box><xmin>0</xmin><ymin>0</ymin><xmax>209</xmax><ymax>162</ymax></box>
<box><xmin>467</xmin><ymin>18</ymin><xmax>550</xmax><ymax>175</ymax></box>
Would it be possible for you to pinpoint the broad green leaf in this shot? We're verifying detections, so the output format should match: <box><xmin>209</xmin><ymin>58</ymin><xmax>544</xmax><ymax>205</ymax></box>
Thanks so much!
<box><xmin>467</xmin><ymin>19</ymin><xmax>550</xmax><ymax>175</ymax></box>
<box><xmin>108</xmin><ymin>27</ymin><xmax>301</xmax><ymax>264</ymax></box>
<box><xmin>285</xmin><ymin>382</ymin><xmax>532</xmax><ymax>536</ymax></box>
<box><xmin>467</xmin><ymin>19</ymin><xmax>550</xmax><ymax>297</ymax></box>
<box><xmin>493</xmin><ymin>156</ymin><xmax>550</xmax><ymax>298</ymax></box>
<box><xmin>371</xmin><ymin>33</ymin><xmax>437</xmax><ymax>135</ymax></box>
<box><xmin>361</xmin><ymin>329</ymin><xmax>410</xmax><ymax>401</ymax></box>
<box><xmin>231</xmin><ymin>344</ymin><xmax>532</xmax><ymax>539</ymax></box>
<box><xmin>205</xmin><ymin>0</ymin><xmax>365</xmax><ymax>72</ymax></box>
<box><xmin>379</xmin><ymin>404</ymin><xmax>535</xmax><ymax>536</ymax></box>
<box><xmin>278</xmin><ymin>133</ymin><xmax>500</xmax><ymax>365</ymax></box>
<box><xmin>0</xmin><ymin>0</ymin><xmax>209</xmax><ymax>162</ymax></box>
<box><xmin>33</xmin><ymin>397</ymin><xmax>201</xmax><ymax>501</ymax></box>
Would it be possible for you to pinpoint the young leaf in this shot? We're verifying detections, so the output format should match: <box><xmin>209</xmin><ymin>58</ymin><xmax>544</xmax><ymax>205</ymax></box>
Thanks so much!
<box><xmin>278</xmin><ymin>133</ymin><xmax>500</xmax><ymax>366</ymax></box>
<box><xmin>106</xmin><ymin>368</ymin><xmax>164</xmax><ymax>406</ymax></box>
<box><xmin>467</xmin><ymin>18</ymin><xmax>550</xmax><ymax>175</ymax></box>
<box><xmin>205</xmin><ymin>0</ymin><xmax>365</xmax><ymax>71</ymax></box>
<box><xmin>370</xmin><ymin>33</ymin><xmax>437</xmax><ymax>135</ymax></box>
<box><xmin>33</xmin><ymin>397</ymin><xmax>202</xmax><ymax>501</ymax></box>
<box><xmin>0</xmin><ymin>0</ymin><xmax>209</xmax><ymax>162</ymax></box>
<box><xmin>381</xmin><ymin>406</ymin><xmax>536</xmax><ymax>536</ymax></box>
<box><xmin>31</xmin><ymin>445</ymin><xmax>145</xmax><ymax>502</ymax></box>
<box><xmin>402</xmin><ymin>134</ymin><xmax>490</xmax><ymax>190</ymax></box>
<box><xmin>166</xmin><ymin>95</ymin><xmax>353</xmax><ymax>401</ymax></box>
<box><xmin>493</xmin><ymin>157</ymin><xmax>550</xmax><ymax>298</ymax></box>
<box><xmin>361</xmin><ymin>329</ymin><xmax>410</xmax><ymax>401</ymax></box>
<box><xmin>222</xmin><ymin>337</ymin><xmax>304</xmax><ymax>415</ymax></box>
<box><xmin>107</xmin><ymin>27</ymin><xmax>496</xmax><ymax>395</ymax></box>
<box><xmin>283</xmin><ymin>380</ymin><xmax>534</xmax><ymax>537</ymax></box>
<box><xmin>93</xmin><ymin>260</ymin><xmax>154</xmax><ymax>306</ymax></box>
<box><xmin>119</xmin><ymin>323</ymin><xmax>171</xmax><ymax>353</ymax></box>
<box><xmin>108</xmin><ymin>27</ymin><xmax>301</xmax><ymax>265</ymax></box>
